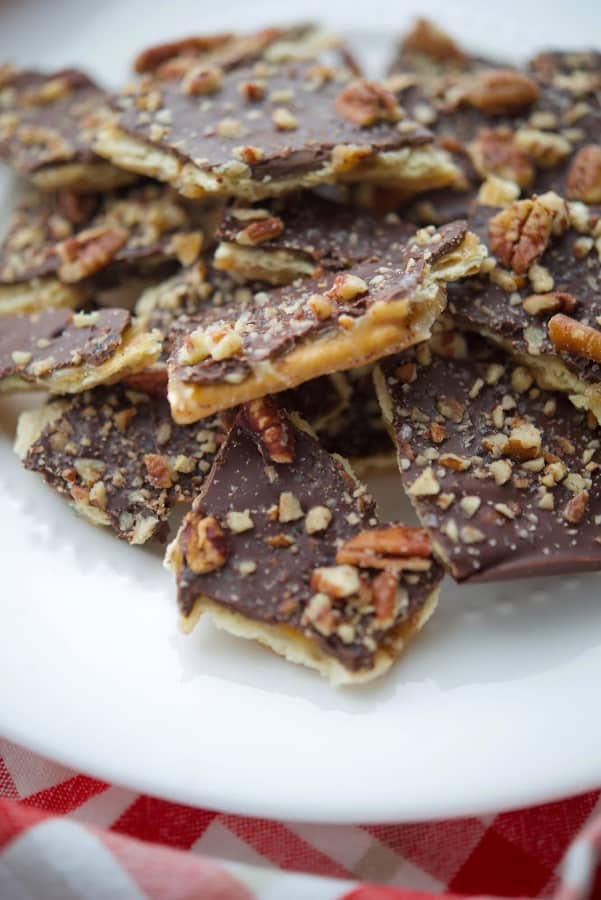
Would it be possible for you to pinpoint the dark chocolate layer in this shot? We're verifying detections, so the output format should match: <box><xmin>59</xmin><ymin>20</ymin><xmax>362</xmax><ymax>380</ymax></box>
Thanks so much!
<box><xmin>23</xmin><ymin>385</ymin><xmax>224</xmax><ymax>542</ymax></box>
<box><xmin>0</xmin><ymin>308</ymin><xmax>129</xmax><ymax>381</ymax></box>
<box><xmin>380</xmin><ymin>333</ymin><xmax>601</xmax><ymax>581</ymax></box>
<box><xmin>174</xmin><ymin>406</ymin><xmax>442</xmax><ymax>672</ymax></box>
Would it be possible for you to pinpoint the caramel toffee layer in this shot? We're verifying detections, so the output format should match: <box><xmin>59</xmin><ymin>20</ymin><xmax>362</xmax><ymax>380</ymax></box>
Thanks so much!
<box><xmin>0</xmin><ymin>308</ymin><xmax>129</xmax><ymax>382</ymax></box>
<box><xmin>22</xmin><ymin>386</ymin><xmax>224</xmax><ymax>543</ymax></box>
<box><xmin>449</xmin><ymin>200</ymin><xmax>601</xmax><ymax>387</ymax></box>
<box><xmin>171</xmin><ymin>403</ymin><xmax>442</xmax><ymax>675</ymax></box>
<box><xmin>0</xmin><ymin>183</ymin><xmax>207</xmax><ymax>286</ymax></box>
<box><xmin>168</xmin><ymin>220</ymin><xmax>468</xmax><ymax>388</ymax></box>
<box><xmin>319</xmin><ymin>366</ymin><xmax>394</xmax><ymax>465</ymax></box>
<box><xmin>0</xmin><ymin>67</ymin><xmax>122</xmax><ymax>178</ymax></box>
<box><xmin>216</xmin><ymin>195</ymin><xmax>415</xmax><ymax>272</ymax></box>
<box><xmin>378</xmin><ymin>335</ymin><xmax>601</xmax><ymax>581</ymax></box>
<box><xmin>100</xmin><ymin>56</ymin><xmax>440</xmax><ymax>194</ymax></box>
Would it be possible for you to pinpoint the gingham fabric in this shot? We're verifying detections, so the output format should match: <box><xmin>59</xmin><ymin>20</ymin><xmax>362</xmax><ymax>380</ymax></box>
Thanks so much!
<box><xmin>1</xmin><ymin>738</ymin><xmax>600</xmax><ymax>900</ymax></box>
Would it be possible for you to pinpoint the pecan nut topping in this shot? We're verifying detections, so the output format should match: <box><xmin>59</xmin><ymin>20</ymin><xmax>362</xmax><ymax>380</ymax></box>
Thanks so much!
<box><xmin>548</xmin><ymin>314</ymin><xmax>601</xmax><ymax>363</ymax></box>
<box><xmin>181</xmin><ymin>513</ymin><xmax>228</xmax><ymax>574</ymax></box>
<box><xmin>566</xmin><ymin>144</ymin><xmax>601</xmax><ymax>203</ymax></box>
<box><xmin>468</xmin><ymin>128</ymin><xmax>534</xmax><ymax>188</ymax></box>
<box><xmin>487</xmin><ymin>192</ymin><xmax>568</xmax><ymax>274</ymax></box>
<box><xmin>335</xmin><ymin>79</ymin><xmax>400</xmax><ymax>127</ymax></box>
<box><xmin>55</xmin><ymin>226</ymin><xmax>128</xmax><ymax>282</ymax></box>
<box><xmin>336</xmin><ymin>524</ymin><xmax>433</xmax><ymax>569</ymax></box>
<box><xmin>463</xmin><ymin>69</ymin><xmax>539</xmax><ymax>115</ymax></box>
<box><xmin>236</xmin><ymin>215</ymin><xmax>284</xmax><ymax>246</ymax></box>
<box><xmin>240</xmin><ymin>397</ymin><xmax>295</xmax><ymax>463</ymax></box>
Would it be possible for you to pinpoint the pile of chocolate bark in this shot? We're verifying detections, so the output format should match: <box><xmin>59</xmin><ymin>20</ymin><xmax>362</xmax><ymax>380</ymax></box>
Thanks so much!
<box><xmin>1</xmin><ymin>20</ymin><xmax>599</xmax><ymax>684</ymax></box>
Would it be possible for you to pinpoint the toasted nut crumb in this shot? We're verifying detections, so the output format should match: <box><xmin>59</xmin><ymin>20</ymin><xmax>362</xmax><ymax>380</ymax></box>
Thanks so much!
<box><xmin>460</xmin><ymin>525</ymin><xmax>486</xmax><ymax>544</ymax></box>
<box><xmin>468</xmin><ymin>128</ymin><xmax>534</xmax><ymax>187</ymax></box>
<box><xmin>525</xmin><ymin>290</ymin><xmax>577</xmax><ymax>316</ymax></box>
<box><xmin>226</xmin><ymin>509</ymin><xmax>254</xmax><ymax>532</ymax></box>
<box><xmin>11</xmin><ymin>350</ymin><xmax>32</xmax><ymax>366</ymax></box>
<box><xmin>272</xmin><ymin>107</ymin><xmax>298</xmax><ymax>130</ymax></box>
<box><xmin>311</xmin><ymin>564</ymin><xmax>360</xmax><ymax>599</ymax></box>
<box><xmin>407</xmin><ymin>466</ymin><xmax>440</xmax><ymax>496</ymax></box>
<box><xmin>563</xmin><ymin>490</ymin><xmax>589</xmax><ymax>524</ymax></box>
<box><xmin>325</xmin><ymin>273</ymin><xmax>368</xmax><ymax>302</ymax></box>
<box><xmin>490</xmin><ymin>459</ymin><xmax>513</xmax><ymax>484</ymax></box>
<box><xmin>144</xmin><ymin>453</ymin><xmax>172</xmax><ymax>489</ymax></box>
<box><xmin>308</xmin><ymin>294</ymin><xmax>334</xmax><ymax>320</ymax></box>
<box><xmin>507</xmin><ymin>423</ymin><xmax>542</xmax><ymax>460</ymax></box>
<box><xmin>278</xmin><ymin>491</ymin><xmax>303</xmax><ymax>523</ymax></box>
<box><xmin>371</xmin><ymin>570</ymin><xmax>400</xmax><ymax>627</ymax></box>
<box><xmin>182</xmin><ymin>65</ymin><xmax>223</xmax><ymax>95</ymax></box>
<box><xmin>305</xmin><ymin>506</ymin><xmax>332</xmax><ymax>534</ymax></box>
<box><xmin>460</xmin><ymin>496</ymin><xmax>481</xmax><ymax>518</ymax></box>
<box><xmin>181</xmin><ymin>514</ymin><xmax>228</xmax><ymax>574</ymax></box>
<box><xmin>237</xmin><ymin>560</ymin><xmax>257</xmax><ymax>576</ymax></box>
<box><xmin>335</xmin><ymin>79</ymin><xmax>400</xmax><ymax>126</ymax></box>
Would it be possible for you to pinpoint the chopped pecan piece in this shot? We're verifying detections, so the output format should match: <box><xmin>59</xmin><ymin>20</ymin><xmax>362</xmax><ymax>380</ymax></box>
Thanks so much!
<box><xmin>55</xmin><ymin>227</ymin><xmax>128</xmax><ymax>282</ymax></box>
<box><xmin>563</xmin><ymin>490</ymin><xmax>589</xmax><ymax>524</ymax></box>
<box><xmin>566</xmin><ymin>145</ymin><xmax>601</xmax><ymax>203</ymax></box>
<box><xmin>488</xmin><ymin>193</ymin><xmax>567</xmax><ymax>274</ymax></box>
<box><xmin>522</xmin><ymin>291</ymin><xmax>577</xmax><ymax>315</ymax></box>
<box><xmin>240</xmin><ymin>397</ymin><xmax>295</xmax><ymax>463</ymax></box>
<box><xmin>463</xmin><ymin>69</ymin><xmax>539</xmax><ymax>115</ymax></box>
<box><xmin>336</xmin><ymin>524</ymin><xmax>432</xmax><ymax>568</ymax></box>
<box><xmin>133</xmin><ymin>34</ymin><xmax>232</xmax><ymax>73</ymax></box>
<box><xmin>144</xmin><ymin>453</ymin><xmax>172</xmax><ymax>489</ymax></box>
<box><xmin>181</xmin><ymin>65</ymin><xmax>223</xmax><ymax>96</ymax></box>
<box><xmin>236</xmin><ymin>215</ymin><xmax>284</xmax><ymax>246</ymax></box>
<box><xmin>371</xmin><ymin>571</ymin><xmax>400</xmax><ymax>627</ymax></box>
<box><xmin>548</xmin><ymin>314</ymin><xmax>601</xmax><ymax>363</ymax></box>
<box><xmin>181</xmin><ymin>513</ymin><xmax>228</xmax><ymax>574</ymax></box>
<box><xmin>468</xmin><ymin>129</ymin><xmax>534</xmax><ymax>187</ymax></box>
<box><xmin>335</xmin><ymin>79</ymin><xmax>400</xmax><ymax>127</ymax></box>
<box><xmin>57</xmin><ymin>191</ymin><xmax>100</xmax><ymax>225</ymax></box>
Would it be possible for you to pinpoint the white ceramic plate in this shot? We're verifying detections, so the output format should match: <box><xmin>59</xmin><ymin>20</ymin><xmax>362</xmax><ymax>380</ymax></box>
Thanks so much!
<box><xmin>1</xmin><ymin>0</ymin><xmax>600</xmax><ymax>824</ymax></box>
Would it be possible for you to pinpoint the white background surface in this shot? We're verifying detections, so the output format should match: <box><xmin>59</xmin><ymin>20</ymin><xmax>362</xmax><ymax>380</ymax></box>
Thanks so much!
<box><xmin>0</xmin><ymin>0</ymin><xmax>600</xmax><ymax>823</ymax></box>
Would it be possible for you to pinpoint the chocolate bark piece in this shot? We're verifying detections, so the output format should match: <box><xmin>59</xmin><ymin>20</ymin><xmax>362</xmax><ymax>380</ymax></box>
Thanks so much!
<box><xmin>0</xmin><ymin>67</ymin><xmax>131</xmax><ymax>192</ymax></box>
<box><xmin>16</xmin><ymin>385</ymin><xmax>224</xmax><ymax>544</ymax></box>
<box><xmin>166</xmin><ymin>220</ymin><xmax>486</xmax><ymax>423</ymax></box>
<box><xmin>214</xmin><ymin>195</ymin><xmax>415</xmax><ymax>284</ymax></box>
<box><xmin>448</xmin><ymin>196</ymin><xmax>601</xmax><ymax>422</ymax></box>
<box><xmin>0</xmin><ymin>183</ymin><xmax>216</xmax><ymax>315</ymax></box>
<box><xmin>166</xmin><ymin>399</ymin><xmax>442</xmax><ymax>683</ymax></box>
<box><xmin>387</xmin><ymin>57</ymin><xmax>601</xmax><ymax>220</ymax></box>
<box><xmin>0</xmin><ymin>307</ymin><xmax>160</xmax><ymax>393</ymax></box>
<box><xmin>318</xmin><ymin>366</ymin><xmax>395</xmax><ymax>473</ymax></box>
<box><xmin>375</xmin><ymin>332</ymin><xmax>601</xmax><ymax>582</ymax></box>
<box><xmin>94</xmin><ymin>53</ymin><xmax>460</xmax><ymax>202</ymax></box>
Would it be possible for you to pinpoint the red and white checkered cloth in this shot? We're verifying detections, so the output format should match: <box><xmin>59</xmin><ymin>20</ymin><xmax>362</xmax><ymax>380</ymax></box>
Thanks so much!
<box><xmin>1</xmin><ymin>737</ymin><xmax>601</xmax><ymax>900</ymax></box>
